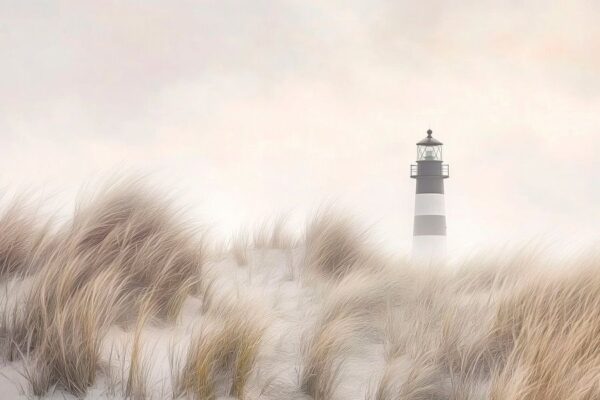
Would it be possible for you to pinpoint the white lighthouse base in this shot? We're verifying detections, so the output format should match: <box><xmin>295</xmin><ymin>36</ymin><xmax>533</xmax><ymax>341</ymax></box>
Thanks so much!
<box><xmin>412</xmin><ymin>235</ymin><xmax>447</xmax><ymax>265</ymax></box>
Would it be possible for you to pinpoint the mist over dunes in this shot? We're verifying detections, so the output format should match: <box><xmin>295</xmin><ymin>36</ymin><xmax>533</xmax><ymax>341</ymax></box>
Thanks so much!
<box><xmin>0</xmin><ymin>180</ymin><xmax>598</xmax><ymax>399</ymax></box>
<box><xmin>2</xmin><ymin>0</ymin><xmax>599</xmax><ymax>256</ymax></box>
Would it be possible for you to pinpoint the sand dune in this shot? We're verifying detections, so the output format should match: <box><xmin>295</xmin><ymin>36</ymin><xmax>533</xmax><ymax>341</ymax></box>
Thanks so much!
<box><xmin>0</xmin><ymin>181</ymin><xmax>598</xmax><ymax>399</ymax></box>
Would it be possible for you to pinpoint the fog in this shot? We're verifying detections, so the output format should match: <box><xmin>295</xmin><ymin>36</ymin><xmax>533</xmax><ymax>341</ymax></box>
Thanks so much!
<box><xmin>1</xmin><ymin>1</ymin><xmax>598</xmax><ymax>255</ymax></box>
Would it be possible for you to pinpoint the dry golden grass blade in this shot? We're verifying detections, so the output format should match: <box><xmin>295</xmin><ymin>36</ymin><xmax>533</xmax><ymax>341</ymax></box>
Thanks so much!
<box><xmin>304</xmin><ymin>211</ymin><xmax>369</xmax><ymax>280</ymax></box>
<box><xmin>228</xmin><ymin>313</ymin><xmax>267</xmax><ymax>399</ymax></box>
<box><xmin>125</xmin><ymin>292</ymin><xmax>156</xmax><ymax>400</ymax></box>
<box><xmin>300</xmin><ymin>315</ymin><xmax>359</xmax><ymax>400</ymax></box>
<box><xmin>490</xmin><ymin>261</ymin><xmax>600</xmax><ymax>400</ymax></box>
<box><xmin>231</xmin><ymin>229</ymin><xmax>250</xmax><ymax>266</ymax></box>
<box><xmin>0</xmin><ymin>198</ymin><xmax>53</xmax><ymax>280</ymax></box>
<box><xmin>29</xmin><ymin>267</ymin><xmax>129</xmax><ymax>396</ymax></box>
<box><xmin>177</xmin><ymin>302</ymin><xmax>268</xmax><ymax>400</ymax></box>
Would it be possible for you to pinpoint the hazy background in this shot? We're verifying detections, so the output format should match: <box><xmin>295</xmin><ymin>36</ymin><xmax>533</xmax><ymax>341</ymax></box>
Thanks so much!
<box><xmin>1</xmin><ymin>0</ymin><xmax>598</xmax><ymax>256</ymax></box>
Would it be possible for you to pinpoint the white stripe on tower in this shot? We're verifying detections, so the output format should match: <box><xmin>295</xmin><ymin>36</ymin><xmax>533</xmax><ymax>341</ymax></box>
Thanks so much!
<box><xmin>413</xmin><ymin>193</ymin><xmax>445</xmax><ymax>216</ymax></box>
<box><xmin>412</xmin><ymin>235</ymin><xmax>447</xmax><ymax>262</ymax></box>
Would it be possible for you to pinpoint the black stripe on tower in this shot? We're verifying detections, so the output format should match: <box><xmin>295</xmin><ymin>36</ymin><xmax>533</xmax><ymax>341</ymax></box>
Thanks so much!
<box><xmin>413</xmin><ymin>215</ymin><xmax>447</xmax><ymax>236</ymax></box>
<box><xmin>415</xmin><ymin>160</ymin><xmax>445</xmax><ymax>194</ymax></box>
<box><xmin>416</xmin><ymin>178</ymin><xmax>445</xmax><ymax>194</ymax></box>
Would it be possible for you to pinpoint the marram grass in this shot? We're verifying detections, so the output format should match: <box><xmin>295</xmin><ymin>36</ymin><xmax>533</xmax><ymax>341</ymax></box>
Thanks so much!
<box><xmin>0</xmin><ymin>180</ymin><xmax>597</xmax><ymax>399</ymax></box>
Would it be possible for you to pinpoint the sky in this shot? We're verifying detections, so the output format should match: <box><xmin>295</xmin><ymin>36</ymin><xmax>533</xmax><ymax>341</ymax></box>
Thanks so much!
<box><xmin>1</xmin><ymin>0</ymin><xmax>599</xmax><ymax>256</ymax></box>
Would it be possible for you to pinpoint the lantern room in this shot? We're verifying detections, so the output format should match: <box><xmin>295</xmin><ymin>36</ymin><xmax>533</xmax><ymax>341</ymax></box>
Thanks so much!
<box><xmin>417</xmin><ymin>129</ymin><xmax>443</xmax><ymax>161</ymax></box>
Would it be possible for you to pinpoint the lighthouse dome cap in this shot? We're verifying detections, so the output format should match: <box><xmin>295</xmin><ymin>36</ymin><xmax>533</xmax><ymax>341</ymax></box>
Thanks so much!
<box><xmin>417</xmin><ymin>129</ymin><xmax>443</xmax><ymax>146</ymax></box>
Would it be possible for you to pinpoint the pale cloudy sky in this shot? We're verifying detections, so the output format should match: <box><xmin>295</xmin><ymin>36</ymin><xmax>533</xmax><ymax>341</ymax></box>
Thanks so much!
<box><xmin>1</xmin><ymin>1</ymin><xmax>599</xmax><ymax>255</ymax></box>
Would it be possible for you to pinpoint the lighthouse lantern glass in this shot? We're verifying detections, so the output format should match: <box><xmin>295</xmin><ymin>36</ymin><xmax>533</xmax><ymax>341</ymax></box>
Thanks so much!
<box><xmin>417</xmin><ymin>145</ymin><xmax>442</xmax><ymax>161</ymax></box>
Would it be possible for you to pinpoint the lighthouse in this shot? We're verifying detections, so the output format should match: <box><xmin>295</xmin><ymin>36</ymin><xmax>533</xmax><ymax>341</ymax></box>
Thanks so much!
<box><xmin>410</xmin><ymin>129</ymin><xmax>449</xmax><ymax>263</ymax></box>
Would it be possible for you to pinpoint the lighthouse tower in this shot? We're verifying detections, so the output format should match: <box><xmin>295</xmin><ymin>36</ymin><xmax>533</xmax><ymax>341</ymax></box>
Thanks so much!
<box><xmin>410</xmin><ymin>130</ymin><xmax>449</xmax><ymax>263</ymax></box>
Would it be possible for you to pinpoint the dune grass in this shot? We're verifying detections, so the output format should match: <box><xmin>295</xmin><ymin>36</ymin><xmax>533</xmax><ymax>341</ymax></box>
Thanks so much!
<box><xmin>490</xmin><ymin>264</ymin><xmax>600</xmax><ymax>400</ymax></box>
<box><xmin>176</xmin><ymin>306</ymin><xmax>267</xmax><ymax>400</ymax></box>
<box><xmin>304</xmin><ymin>211</ymin><xmax>369</xmax><ymax>280</ymax></box>
<box><xmin>0</xmin><ymin>182</ymin><xmax>598</xmax><ymax>399</ymax></box>
<box><xmin>0</xmin><ymin>198</ymin><xmax>52</xmax><ymax>280</ymax></box>
<box><xmin>0</xmin><ymin>181</ymin><xmax>205</xmax><ymax>397</ymax></box>
<box><xmin>28</xmin><ymin>267</ymin><xmax>128</xmax><ymax>396</ymax></box>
